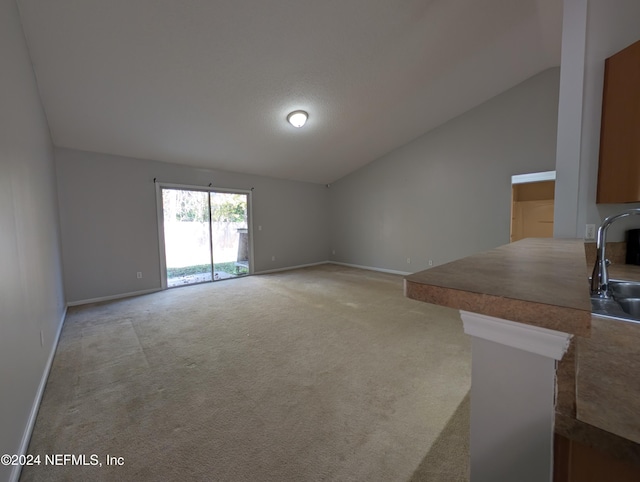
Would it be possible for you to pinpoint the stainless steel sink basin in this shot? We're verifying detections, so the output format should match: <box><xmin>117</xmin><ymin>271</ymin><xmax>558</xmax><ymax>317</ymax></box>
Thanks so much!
<box><xmin>617</xmin><ymin>298</ymin><xmax>640</xmax><ymax>318</ymax></box>
<box><xmin>610</xmin><ymin>281</ymin><xmax>640</xmax><ymax>299</ymax></box>
<box><xmin>591</xmin><ymin>280</ymin><xmax>640</xmax><ymax>323</ymax></box>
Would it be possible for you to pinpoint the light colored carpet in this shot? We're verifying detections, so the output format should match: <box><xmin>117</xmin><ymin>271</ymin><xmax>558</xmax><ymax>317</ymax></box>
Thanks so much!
<box><xmin>21</xmin><ymin>264</ymin><xmax>471</xmax><ymax>481</ymax></box>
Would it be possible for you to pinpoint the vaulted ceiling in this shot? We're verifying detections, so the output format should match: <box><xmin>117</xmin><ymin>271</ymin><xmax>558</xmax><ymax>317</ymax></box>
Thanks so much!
<box><xmin>17</xmin><ymin>0</ymin><xmax>562</xmax><ymax>184</ymax></box>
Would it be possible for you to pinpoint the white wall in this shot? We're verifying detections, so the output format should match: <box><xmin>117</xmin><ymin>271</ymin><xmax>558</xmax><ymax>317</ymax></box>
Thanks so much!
<box><xmin>0</xmin><ymin>1</ymin><xmax>66</xmax><ymax>481</ymax></box>
<box><xmin>55</xmin><ymin>148</ymin><xmax>330</xmax><ymax>303</ymax></box>
<box><xmin>470</xmin><ymin>338</ymin><xmax>557</xmax><ymax>482</ymax></box>
<box><xmin>328</xmin><ymin>68</ymin><xmax>560</xmax><ymax>273</ymax></box>
<box><xmin>555</xmin><ymin>0</ymin><xmax>640</xmax><ymax>240</ymax></box>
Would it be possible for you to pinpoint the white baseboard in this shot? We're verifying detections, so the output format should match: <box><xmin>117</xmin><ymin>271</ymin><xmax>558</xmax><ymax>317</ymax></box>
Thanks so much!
<box><xmin>67</xmin><ymin>287</ymin><xmax>162</xmax><ymax>307</ymax></box>
<box><xmin>254</xmin><ymin>261</ymin><xmax>329</xmax><ymax>275</ymax></box>
<box><xmin>328</xmin><ymin>261</ymin><xmax>412</xmax><ymax>276</ymax></box>
<box><xmin>69</xmin><ymin>263</ymin><xmax>407</xmax><ymax>305</ymax></box>
<box><xmin>255</xmin><ymin>260</ymin><xmax>413</xmax><ymax>276</ymax></box>
<box><xmin>10</xmin><ymin>305</ymin><xmax>68</xmax><ymax>482</ymax></box>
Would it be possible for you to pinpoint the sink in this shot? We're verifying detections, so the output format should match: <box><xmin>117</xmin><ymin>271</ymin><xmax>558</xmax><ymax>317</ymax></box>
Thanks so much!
<box><xmin>617</xmin><ymin>298</ymin><xmax>640</xmax><ymax>318</ymax></box>
<box><xmin>610</xmin><ymin>281</ymin><xmax>640</xmax><ymax>299</ymax></box>
<box><xmin>591</xmin><ymin>280</ymin><xmax>640</xmax><ymax>323</ymax></box>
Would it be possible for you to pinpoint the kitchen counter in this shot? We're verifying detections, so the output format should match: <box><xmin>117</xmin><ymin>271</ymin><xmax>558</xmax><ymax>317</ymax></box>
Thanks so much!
<box><xmin>404</xmin><ymin>238</ymin><xmax>589</xmax><ymax>480</ymax></box>
<box><xmin>564</xmin><ymin>255</ymin><xmax>640</xmax><ymax>465</ymax></box>
<box><xmin>609</xmin><ymin>263</ymin><xmax>640</xmax><ymax>282</ymax></box>
<box><xmin>404</xmin><ymin>238</ymin><xmax>592</xmax><ymax>336</ymax></box>
<box><xmin>404</xmin><ymin>237</ymin><xmax>640</xmax><ymax>471</ymax></box>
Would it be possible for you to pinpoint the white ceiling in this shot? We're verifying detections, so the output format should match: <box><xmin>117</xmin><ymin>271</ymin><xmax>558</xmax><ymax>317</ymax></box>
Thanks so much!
<box><xmin>17</xmin><ymin>0</ymin><xmax>562</xmax><ymax>184</ymax></box>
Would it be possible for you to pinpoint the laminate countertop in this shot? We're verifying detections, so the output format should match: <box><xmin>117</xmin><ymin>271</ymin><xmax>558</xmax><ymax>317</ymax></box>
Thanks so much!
<box><xmin>404</xmin><ymin>238</ymin><xmax>640</xmax><ymax>466</ymax></box>
<box><xmin>404</xmin><ymin>238</ymin><xmax>592</xmax><ymax>337</ymax></box>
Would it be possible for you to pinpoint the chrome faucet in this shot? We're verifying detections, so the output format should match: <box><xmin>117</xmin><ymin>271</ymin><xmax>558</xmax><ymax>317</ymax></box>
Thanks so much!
<box><xmin>591</xmin><ymin>208</ymin><xmax>640</xmax><ymax>298</ymax></box>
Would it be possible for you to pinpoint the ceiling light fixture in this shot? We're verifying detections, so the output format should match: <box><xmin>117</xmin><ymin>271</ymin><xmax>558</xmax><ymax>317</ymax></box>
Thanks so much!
<box><xmin>287</xmin><ymin>110</ymin><xmax>308</xmax><ymax>128</ymax></box>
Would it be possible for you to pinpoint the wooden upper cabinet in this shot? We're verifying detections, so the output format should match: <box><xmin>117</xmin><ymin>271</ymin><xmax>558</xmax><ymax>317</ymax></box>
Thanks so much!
<box><xmin>597</xmin><ymin>39</ymin><xmax>640</xmax><ymax>203</ymax></box>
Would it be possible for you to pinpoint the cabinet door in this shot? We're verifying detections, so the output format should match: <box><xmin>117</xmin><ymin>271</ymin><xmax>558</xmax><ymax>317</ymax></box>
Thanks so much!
<box><xmin>597</xmin><ymin>39</ymin><xmax>640</xmax><ymax>203</ymax></box>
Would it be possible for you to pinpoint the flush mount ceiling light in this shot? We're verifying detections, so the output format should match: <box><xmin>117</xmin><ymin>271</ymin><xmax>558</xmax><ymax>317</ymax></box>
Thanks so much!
<box><xmin>287</xmin><ymin>110</ymin><xmax>308</xmax><ymax>128</ymax></box>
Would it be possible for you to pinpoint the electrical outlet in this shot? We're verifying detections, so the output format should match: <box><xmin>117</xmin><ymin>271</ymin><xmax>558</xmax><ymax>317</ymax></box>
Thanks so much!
<box><xmin>407</xmin><ymin>257</ymin><xmax>411</xmax><ymax>264</ymax></box>
<box><xmin>137</xmin><ymin>272</ymin><xmax>142</xmax><ymax>279</ymax></box>
<box><xmin>258</xmin><ymin>225</ymin><xmax>262</xmax><ymax>231</ymax></box>
<box><xmin>40</xmin><ymin>330</ymin><xmax>44</xmax><ymax>347</ymax></box>
<box><xmin>585</xmin><ymin>224</ymin><xmax>596</xmax><ymax>240</ymax></box>
<box><xmin>428</xmin><ymin>259</ymin><xmax>433</xmax><ymax>267</ymax></box>
<box><xmin>271</xmin><ymin>255</ymin><xmax>276</xmax><ymax>261</ymax></box>
<box><xmin>332</xmin><ymin>250</ymin><xmax>336</xmax><ymax>255</ymax></box>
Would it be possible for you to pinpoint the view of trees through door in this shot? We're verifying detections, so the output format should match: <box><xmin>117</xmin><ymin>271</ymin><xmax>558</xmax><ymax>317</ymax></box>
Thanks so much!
<box><xmin>162</xmin><ymin>188</ymin><xmax>250</xmax><ymax>287</ymax></box>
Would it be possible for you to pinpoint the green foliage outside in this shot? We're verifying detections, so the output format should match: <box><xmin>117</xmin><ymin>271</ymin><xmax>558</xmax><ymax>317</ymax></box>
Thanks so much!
<box><xmin>212</xmin><ymin>195</ymin><xmax>246</xmax><ymax>223</ymax></box>
<box><xmin>167</xmin><ymin>262</ymin><xmax>248</xmax><ymax>278</ymax></box>
<box><xmin>163</xmin><ymin>190</ymin><xmax>247</xmax><ymax>224</ymax></box>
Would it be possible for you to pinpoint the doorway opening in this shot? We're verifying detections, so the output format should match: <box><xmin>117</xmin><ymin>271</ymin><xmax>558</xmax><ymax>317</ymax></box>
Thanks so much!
<box><xmin>511</xmin><ymin>171</ymin><xmax>555</xmax><ymax>242</ymax></box>
<box><xmin>157</xmin><ymin>185</ymin><xmax>252</xmax><ymax>288</ymax></box>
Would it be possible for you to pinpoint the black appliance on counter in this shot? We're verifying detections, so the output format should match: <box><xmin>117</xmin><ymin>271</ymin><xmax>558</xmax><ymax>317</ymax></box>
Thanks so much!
<box><xmin>626</xmin><ymin>229</ymin><xmax>640</xmax><ymax>265</ymax></box>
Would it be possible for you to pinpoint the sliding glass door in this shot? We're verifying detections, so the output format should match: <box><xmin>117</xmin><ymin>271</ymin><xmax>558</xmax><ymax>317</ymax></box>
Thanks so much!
<box><xmin>210</xmin><ymin>192</ymin><xmax>249</xmax><ymax>279</ymax></box>
<box><xmin>160</xmin><ymin>187</ymin><xmax>250</xmax><ymax>288</ymax></box>
<box><xmin>162</xmin><ymin>188</ymin><xmax>213</xmax><ymax>287</ymax></box>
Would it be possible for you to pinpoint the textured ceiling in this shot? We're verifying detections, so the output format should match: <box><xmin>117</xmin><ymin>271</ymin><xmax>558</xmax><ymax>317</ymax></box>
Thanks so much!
<box><xmin>17</xmin><ymin>0</ymin><xmax>562</xmax><ymax>184</ymax></box>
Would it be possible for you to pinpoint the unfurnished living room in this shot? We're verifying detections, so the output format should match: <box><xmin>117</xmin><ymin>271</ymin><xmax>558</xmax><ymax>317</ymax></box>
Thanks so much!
<box><xmin>3</xmin><ymin>1</ymin><xmax>640</xmax><ymax>481</ymax></box>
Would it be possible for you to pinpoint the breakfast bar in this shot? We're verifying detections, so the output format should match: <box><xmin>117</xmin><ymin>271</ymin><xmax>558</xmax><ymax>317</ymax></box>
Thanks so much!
<box><xmin>405</xmin><ymin>238</ymin><xmax>592</xmax><ymax>482</ymax></box>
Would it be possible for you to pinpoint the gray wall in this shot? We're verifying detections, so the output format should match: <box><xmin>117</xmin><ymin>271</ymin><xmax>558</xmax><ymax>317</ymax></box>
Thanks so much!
<box><xmin>470</xmin><ymin>338</ymin><xmax>556</xmax><ymax>482</ymax></box>
<box><xmin>555</xmin><ymin>0</ymin><xmax>640</xmax><ymax>241</ymax></box>
<box><xmin>0</xmin><ymin>1</ymin><xmax>66</xmax><ymax>480</ymax></box>
<box><xmin>55</xmin><ymin>148</ymin><xmax>330</xmax><ymax>303</ymax></box>
<box><xmin>328</xmin><ymin>68</ymin><xmax>560</xmax><ymax>273</ymax></box>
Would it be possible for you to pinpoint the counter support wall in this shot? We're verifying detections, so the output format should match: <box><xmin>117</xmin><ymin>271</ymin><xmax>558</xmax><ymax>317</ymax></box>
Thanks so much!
<box><xmin>461</xmin><ymin>310</ymin><xmax>572</xmax><ymax>482</ymax></box>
